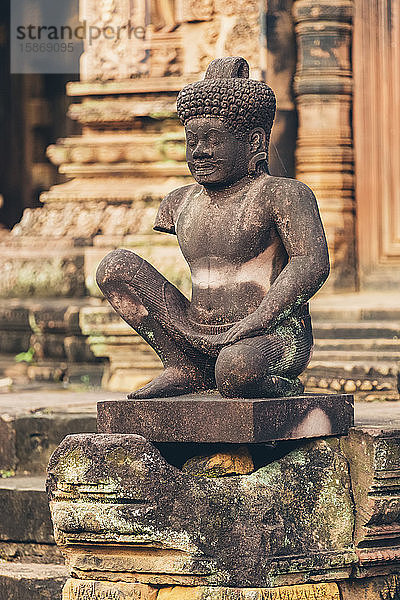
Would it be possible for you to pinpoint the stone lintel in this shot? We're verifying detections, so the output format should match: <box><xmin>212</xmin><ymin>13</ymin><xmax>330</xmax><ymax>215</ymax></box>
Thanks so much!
<box><xmin>97</xmin><ymin>392</ymin><xmax>354</xmax><ymax>443</ymax></box>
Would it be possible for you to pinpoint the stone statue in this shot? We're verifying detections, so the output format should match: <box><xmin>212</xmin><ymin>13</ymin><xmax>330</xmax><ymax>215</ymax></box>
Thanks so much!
<box><xmin>96</xmin><ymin>56</ymin><xmax>330</xmax><ymax>399</ymax></box>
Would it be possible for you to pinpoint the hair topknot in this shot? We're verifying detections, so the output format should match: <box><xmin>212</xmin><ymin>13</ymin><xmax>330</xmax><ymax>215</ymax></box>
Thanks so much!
<box><xmin>177</xmin><ymin>57</ymin><xmax>276</xmax><ymax>137</ymax></box>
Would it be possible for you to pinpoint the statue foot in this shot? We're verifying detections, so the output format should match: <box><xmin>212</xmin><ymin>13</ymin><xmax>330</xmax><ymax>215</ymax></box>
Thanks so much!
<box><xmin>269</xmin><ymin>375</ymin><xmax>305</xmax><ymax>397</ymax></box>
<box><xmin>127</xmin><ymin>367</ymin><xmax>214</xmax><ymax>399</ymax></box>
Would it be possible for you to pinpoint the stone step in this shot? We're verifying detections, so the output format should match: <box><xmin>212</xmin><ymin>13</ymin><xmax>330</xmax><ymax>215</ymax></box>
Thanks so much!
<box><xmin>0</xmin><ymin>477</ymin><xmax>54</xmax><ymax>544</ymax></box>
<box><xmin>0</xmin><ymin>475</ymin><xmax>64</xmax><ymax>564</ymax></box>
<box><xmin>305</xmin><ymin>359</ymin><xmax>399</xmax><ymax>397</ymax></box>
<box><xmin>314</xmin><ymin>338</ymin><xmax>400</xmax><ymax>352</ymax></box>
<box><xmin>0</xmin><ymin>486</ymin><xmax>63</xmax><ymax>564</ymax></box>
<box><xmin>312</xmin><ymin>308</ymin><xmax>400</xmax><ymax>321</ymax></box>
<box><xmin>0</xmin><ymin>390</ymin><xmax>121</xmax><ymax>474</ymax></box>
<box><xmin>308</xmin><ymin>359</ymin><xmax>399</xmax><ymax>373</ymax></box>
<box><xmin>0</xmin><ymin>560</ymin><xmax>67</xmax><ymax>599</ymax></box>
<box><xmin>310</xmin><ymin>291</ymin><xmax>400</xmax><ymax>322</ymax></box>
<box><xmin>312</xmin><ymin>349</ymin><xmax>400</xmax><ymax>362</ymax></box>
<box><xmin>0</xmin><ymin>299</ymin><xmax>97</xmax><ymax>362</ymax></box>
<box><xmin>0</xmin><ymin>354</ymin><xmax>104</xmax><ymax>388</ymax></box>
<box><xmin>0</xmin><ymin>410</ymin><xmax>97</xmax><ymax>474</ymax></box>
<box><xmin>312</xmin><ymin>321</ymin><xmax>400</xmax><ymax>339</ymax></box>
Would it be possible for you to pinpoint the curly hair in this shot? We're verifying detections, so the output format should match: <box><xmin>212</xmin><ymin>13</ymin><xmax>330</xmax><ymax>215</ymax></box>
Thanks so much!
<box><xmin>177</xmin><ymin>57</ymin><xmax>276</xmax><ymax>139</ymax></box>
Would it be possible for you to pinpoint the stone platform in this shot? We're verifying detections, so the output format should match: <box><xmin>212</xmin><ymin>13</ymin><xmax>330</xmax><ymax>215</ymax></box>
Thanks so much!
<box><xmin>0</xmin><ymin>384</ymin><xmax>382</xmax><ymax>599</ymax></box>
<box><xmin>37</xmin><ymin>390</ymin><xmax>400</xmax><ymax>598</ymax></box>
<box><xmin>97</xmin><ymin>392</ymin><xmax>354</xmax><ymax>443</ymax></box>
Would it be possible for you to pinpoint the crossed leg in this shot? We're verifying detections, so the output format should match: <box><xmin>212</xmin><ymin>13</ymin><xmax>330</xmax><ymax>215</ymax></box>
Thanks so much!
<box><xmin>215</xmin><ymin>321</ymin><xmax>312</xmax><ymax>398</ymax></box>
<box><xmin>96</xmin><ymin>248</ymin><xmax>217</xmax><ymax>398</ymax></box>
<box><xmin>96</xmin><ymin>249</ymin><xmax>312</xmax><ymax>399</ymax></box>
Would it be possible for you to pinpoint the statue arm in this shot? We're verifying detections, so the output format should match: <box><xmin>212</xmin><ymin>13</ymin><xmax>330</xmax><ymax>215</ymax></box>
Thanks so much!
<box><xmin>223</xmin><ymin>181</ymin><xmax>330</xmax><ymax>344</ymax></box>
<box><xmin>153</xmin><ymin>185</ymin><xmax>194</xmax><ymax>235</ymax></box>
<box><xmin>153</xmin><ymin>192</ymin><xmax>177</xmax><ymax>235</ymax></box>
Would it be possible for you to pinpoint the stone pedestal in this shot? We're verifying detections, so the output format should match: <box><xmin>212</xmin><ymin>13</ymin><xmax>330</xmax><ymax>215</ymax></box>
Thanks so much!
<box><xmin>47</xmin><ymin>393</ymin><xmax>400</xmax><ymax>598</ymax></box>
<box><xmin>97</xmin><ymin>393</ymin><xmax>354</xmax><ymax>442</ymax></box>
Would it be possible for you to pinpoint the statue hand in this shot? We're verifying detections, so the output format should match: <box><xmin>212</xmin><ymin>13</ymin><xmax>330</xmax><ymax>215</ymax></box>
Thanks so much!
<box><xmin>221</xmin><ymin>314</ymin><xmax>267</xmax><ymax>345</ymax></box>
<box><xmin>174</xmin><ymin>326</ymin><xmax>227</xmax><ymax>354</ymax></box>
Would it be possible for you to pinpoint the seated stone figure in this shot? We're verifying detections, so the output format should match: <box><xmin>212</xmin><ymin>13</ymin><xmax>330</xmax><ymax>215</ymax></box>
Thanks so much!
<box><xmin>96</xmin><ymin>56</ymin><xmax>330</xmax><ymax>399</ymax></box>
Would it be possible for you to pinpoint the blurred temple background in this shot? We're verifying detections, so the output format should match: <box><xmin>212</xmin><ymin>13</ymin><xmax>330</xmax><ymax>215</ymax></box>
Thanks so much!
<box><xmin>0</xmin><ymin>0</ymin><xmax>399</xmax><ymax>399</ymax></box>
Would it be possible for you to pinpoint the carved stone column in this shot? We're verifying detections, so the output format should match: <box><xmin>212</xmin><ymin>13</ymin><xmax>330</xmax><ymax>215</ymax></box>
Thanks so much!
<box><xmin>293</xmin><ymin>0</ymin><xmax>356</xmax><ymax>291</ymax></box>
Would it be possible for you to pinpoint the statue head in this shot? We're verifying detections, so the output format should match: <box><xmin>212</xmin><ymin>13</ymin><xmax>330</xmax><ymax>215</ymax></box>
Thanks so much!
<box><xmin>177</xmin><ymin>57</ymin><xmax>276</xmax><ymax>187</ymax></box>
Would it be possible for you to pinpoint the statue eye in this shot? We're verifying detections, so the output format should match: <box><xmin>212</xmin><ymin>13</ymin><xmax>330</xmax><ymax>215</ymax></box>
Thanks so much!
<box><xmin>207</xmin><ymin>131</ymin><xmax>222</xmax><ymax>145</ymax></box>
<box><xmin>186</xmin><ymin>133</ymin><xmax>197</xmax><ymax>147</ymax></box>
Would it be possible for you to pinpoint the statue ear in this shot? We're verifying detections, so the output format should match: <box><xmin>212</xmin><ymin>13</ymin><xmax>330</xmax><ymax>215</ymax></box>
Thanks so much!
<box><xmin>249</xmin><ymin>128</ymin><xmax>266</xmax><ymax>152</ymax></box>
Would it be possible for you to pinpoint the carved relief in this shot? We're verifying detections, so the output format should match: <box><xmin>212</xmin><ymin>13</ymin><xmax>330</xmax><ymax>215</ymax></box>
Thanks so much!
<box><xmin>224</xmin><ymin>18</ymin><xmax>260</xmax><ymax>65</ymax></box>
<box><xmin>80</xmin><ymin>0</ymin><xmax>148</xmax><ymax>81</ymax></box>
<box><xmin>79</xmin><ymin>0</ymin><xmax>261</xmax><ymax>80</ymax></box>
<box><xmin>10</xmin><ymin>202</ymin><xmax>159</xmax><ymax>239</ymax></box>
<box><xmin>180</xmin><ymin>0</ymin><xmax>261</xmax><ymax>77</ymax></box>
<box><xmin>176</xmin><ymin>0</ymin><xmax>214</xmax><ymax>22</ymax></box>
<box><xmin>380</xmin><ymin>575</ymin><xmax>400</xmax><ymax>600</ymax></box>
<box><xmin>63</xmin><ymin>579</ymin><xmax>156</xmax><ymax>600</ymax></box>
<box><xmin>146</xmin><ymin>32</ymin><xmax>183</xmax><ymax>77</ymax></box>
<box><xmin>63</xmin><ymin>580</ymin><xmax>341</xmax><ymax>600</ymax></box>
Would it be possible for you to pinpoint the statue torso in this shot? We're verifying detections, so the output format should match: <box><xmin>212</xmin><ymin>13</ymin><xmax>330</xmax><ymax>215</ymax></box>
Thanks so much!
<box><xmin>175</xmin><ymin>175</ymin><xmax>288</xmax><ymax>325</ymax></box>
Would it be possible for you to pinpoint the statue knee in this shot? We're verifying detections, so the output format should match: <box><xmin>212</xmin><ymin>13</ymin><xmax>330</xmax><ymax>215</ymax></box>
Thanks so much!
<box><xmin>215</xmin><ymin>344</ymin><xmax>257</xmax><ymax>397</ymax></box>
<box><xmin>96</xmin><ymin>249</ymin><xmax>142</xmax><ymax>291</ymax></box>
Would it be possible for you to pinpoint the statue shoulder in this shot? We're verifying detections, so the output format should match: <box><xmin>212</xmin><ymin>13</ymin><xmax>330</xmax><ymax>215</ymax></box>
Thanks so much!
<box><xmin>258</xmin><ymin>175</ymin><xmax>317</xmax><ymax>214</ymax></box>
<box><xmin>263</xmin><ymin>175</ymin><xmax>316</xmax><ymax>201</ymax></box>
<box><xmin>154</xmin><ymin>184</ymin><xmax>199</xmax><ymax>234</ymax></box>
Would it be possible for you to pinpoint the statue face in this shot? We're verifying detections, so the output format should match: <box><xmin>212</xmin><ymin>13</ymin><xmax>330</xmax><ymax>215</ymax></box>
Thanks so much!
<box><xmin>185</xmin><ymin>118</ymin><xmax>249</xmax><ymax>186</ymax></box>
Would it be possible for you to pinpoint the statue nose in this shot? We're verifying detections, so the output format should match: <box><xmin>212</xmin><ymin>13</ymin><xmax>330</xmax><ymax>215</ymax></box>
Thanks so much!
<box><xmin>192</xmin><ymin>142</ymin><xmax>212</xmax><ymax>159</ymax></box>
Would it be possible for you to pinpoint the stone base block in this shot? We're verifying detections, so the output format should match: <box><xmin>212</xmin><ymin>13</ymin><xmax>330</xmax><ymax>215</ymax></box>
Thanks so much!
<box><xmin>47</xmin><ymin>433</ymin><xmax>357</xmax><ymax>588</ymax></box>
<box><xmin>97</xmin><ymin>392</ymin><xmax>354</xmax><ymax>443</ymax></box>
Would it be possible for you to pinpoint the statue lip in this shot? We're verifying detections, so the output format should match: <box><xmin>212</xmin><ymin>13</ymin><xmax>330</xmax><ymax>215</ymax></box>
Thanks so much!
<box><xmin>191</xmin><ymin>160</ymin><xmax>217</xmax><ymax>174</ymax></box>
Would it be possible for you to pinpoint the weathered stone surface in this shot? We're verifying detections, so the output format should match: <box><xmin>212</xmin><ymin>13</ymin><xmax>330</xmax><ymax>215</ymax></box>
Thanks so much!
<box><xmin>97</xmin><ymin>393</ymin><xmax>354</xmax><ymax>443</ymax></box>
<box><xmin>157</xmin><ymin>583</ymin><xmax>341</xmax><ymax>600</ymax></box>
<box><xmin>63</xmin><ymin>579</ymin><xmax>157</xmax><ymax>600</ymax></box>
<box><xmin>48</xmin><ymin>433</ymin><xmax>356</xmax><ymax>587</ymax></box>
<box><xmin>182</xmin><ymin>446</ymin><xmax>254</xmax><ymax>477</ymax></box>
<box><xmin>339</xmin><ymin>574</ymin><xmax>400</xmax><ymax>600</ymax></box>
<box><xmin>63</xmin><ymin>580</ymin><xmax>341</xmax><ymax>600</ymax></box>
<box><xmin>0</xmin><ymin>560</ymin><xmax>67</xmax><ymax>600</ymax></box>
<box><xmin>341</xmin><ymin>428</ymin><xmax>400</xmax><ymax>573</ymax></box>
